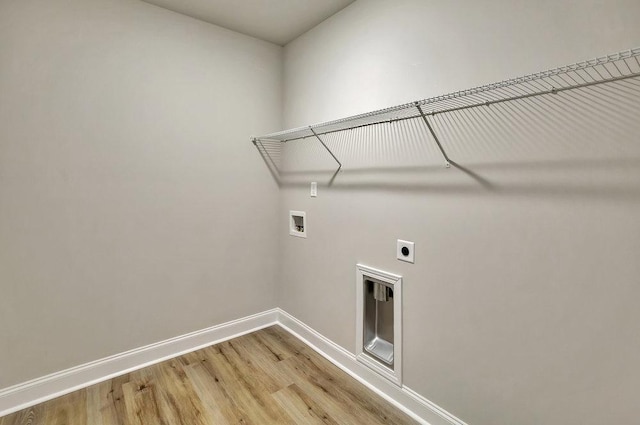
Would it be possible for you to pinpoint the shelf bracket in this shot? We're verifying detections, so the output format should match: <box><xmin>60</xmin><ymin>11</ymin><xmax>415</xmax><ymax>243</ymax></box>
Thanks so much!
<box><xmin>415</xmin><ymin>103</ymin><xmax>451</xmax><ymax>168</ymax></box>
<box><xmin>309</xmin><ymin>126</ymin><xmax>342</xmax><ymax>172</ymax></box>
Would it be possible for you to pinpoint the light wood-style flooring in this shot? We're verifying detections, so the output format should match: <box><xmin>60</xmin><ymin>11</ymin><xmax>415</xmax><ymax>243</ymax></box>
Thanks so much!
<box><xmin>0</xmin><ymin>326</ymin><xmax>416</xmax><ymax>424</ymax></box>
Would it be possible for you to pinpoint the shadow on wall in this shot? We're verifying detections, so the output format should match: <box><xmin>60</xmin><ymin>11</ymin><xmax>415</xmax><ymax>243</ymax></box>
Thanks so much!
<box><xmin>254</xmin><ymin>77</ymin><xmax>640</xmax><ymax>201</ymax></box>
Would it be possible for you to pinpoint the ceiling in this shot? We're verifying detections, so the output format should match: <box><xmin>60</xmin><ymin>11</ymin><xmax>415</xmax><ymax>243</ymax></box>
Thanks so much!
<box><xmin>142</xmin><ymin>0</ymin><xmax>355</xmax><ymax>46</ymax></box>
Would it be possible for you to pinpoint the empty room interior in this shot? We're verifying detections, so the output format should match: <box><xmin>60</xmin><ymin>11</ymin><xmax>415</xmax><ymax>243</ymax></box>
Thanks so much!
<box><xmin>1</xmin><ymin>1</ymin><xmax>640</xmax><ymax>424</ymax></box>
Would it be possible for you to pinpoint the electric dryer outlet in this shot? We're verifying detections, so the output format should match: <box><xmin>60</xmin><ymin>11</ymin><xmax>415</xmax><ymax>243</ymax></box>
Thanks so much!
<box><xmin>396</xmin><ymin>240</ymin><xmax>415</xmax><ymax>263</ymax></box>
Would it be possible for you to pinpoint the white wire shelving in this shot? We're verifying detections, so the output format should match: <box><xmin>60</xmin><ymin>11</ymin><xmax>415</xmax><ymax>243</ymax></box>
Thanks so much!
<box><xmin>252</xmin><ymin>47</ymin><xmax>640</xmax><ymax>174</ymax></box>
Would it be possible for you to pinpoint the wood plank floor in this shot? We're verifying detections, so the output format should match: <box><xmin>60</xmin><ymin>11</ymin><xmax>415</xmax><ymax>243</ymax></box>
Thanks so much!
<box><xmin>0</xmin><ymin>326</ymin><xmax>417</xmax><ymax>425</ymax></box>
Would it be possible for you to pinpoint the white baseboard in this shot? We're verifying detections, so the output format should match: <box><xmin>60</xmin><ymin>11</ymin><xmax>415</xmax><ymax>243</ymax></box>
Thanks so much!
<box><xmin>276</xmin><ymin>308</ymin><xmax>468</xmax><ymax>425</ymax></box>
<box><xmin>0</xmin><ymin>309</ymin><xmax>279</xmax><ymax>418</ymax></box>
<box><xmin>0</xmin><ymin>307</ymin><xmax>467</xmax><ymax>425</ymax></box>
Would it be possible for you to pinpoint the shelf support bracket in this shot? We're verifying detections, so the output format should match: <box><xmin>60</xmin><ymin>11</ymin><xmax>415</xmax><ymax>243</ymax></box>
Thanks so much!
<box><xmin>310</xmin><ymin>127</ymin><xmax>342</xmax><ymax>172</ymax></box>
<box><xmin>416</xmin><ymin>103</ymin><xmax>451</xmax><ymax>168</ymax></box>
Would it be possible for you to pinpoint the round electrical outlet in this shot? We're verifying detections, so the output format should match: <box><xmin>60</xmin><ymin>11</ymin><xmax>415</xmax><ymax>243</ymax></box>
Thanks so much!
<box><xmin>397</xmin><ymin>239</ymin><xmax>415</xmax><ymax>263</ymax></box>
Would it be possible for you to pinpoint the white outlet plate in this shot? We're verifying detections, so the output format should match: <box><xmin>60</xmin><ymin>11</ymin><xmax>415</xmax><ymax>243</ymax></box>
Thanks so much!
<box><xmin>310</xmin><ymin>182</ymin><xmax>317</xmax><ymax>197</ymax></box>
<box><xmin>397</xmin><ymin>240</ymin><xmax>415</xmax><ymax>263</ymax></box>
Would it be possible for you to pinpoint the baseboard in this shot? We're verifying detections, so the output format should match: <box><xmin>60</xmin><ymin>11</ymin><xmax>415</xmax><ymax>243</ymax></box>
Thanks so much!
<box><xmin>0</xmin><ymin>309</ymin><xmax>279</xmax><ymax>418</ymax></box>
<box><xmin>276</xmin><ymin>308</ymin><xmax>468</xmax><ymax>425</ymax></box>
<box><xmin>0</xmin><ymin>307</ymin><xmax>467</xmax><ymax>425</ymax></box>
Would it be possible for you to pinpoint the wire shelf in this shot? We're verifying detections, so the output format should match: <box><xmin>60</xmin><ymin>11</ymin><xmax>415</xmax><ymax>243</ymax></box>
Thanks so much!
<box><xmin>252</xmin><ymin>47</ymin><xmax>640</xmax><ymax>173</ymax></box>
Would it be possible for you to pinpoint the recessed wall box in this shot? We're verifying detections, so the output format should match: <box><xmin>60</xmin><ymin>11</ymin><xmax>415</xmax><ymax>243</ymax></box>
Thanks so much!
<box><xmin>289</xmin><ymin>211</ymin><xmax>306</xmax><ymax>238</ymax></box>
<box><xmin>356</xmin><ymin>264</ymin><xmax>402</xmax><ymax>386</ymax></box>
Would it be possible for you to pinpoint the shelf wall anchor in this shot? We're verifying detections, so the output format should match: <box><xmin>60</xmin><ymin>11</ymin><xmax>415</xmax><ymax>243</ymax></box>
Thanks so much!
<box><xmin>416</xmin><ymin>103</ymin><xmax>452</xmax><ymax>168</ymax></box>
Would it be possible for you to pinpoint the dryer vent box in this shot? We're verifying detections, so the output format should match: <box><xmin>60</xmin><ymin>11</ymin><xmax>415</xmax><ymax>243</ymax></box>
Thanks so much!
<box><xmin>356</xmin><ymin>264</ymin><xmax>402</xmax><ymax>386</ymax></box>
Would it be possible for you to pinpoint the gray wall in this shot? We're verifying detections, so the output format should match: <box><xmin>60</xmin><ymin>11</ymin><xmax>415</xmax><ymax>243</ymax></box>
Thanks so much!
<box><xmin>2</xmin><ymin>1</ymin><xmax>640</xmax><ymax>424</ymax></box>
<box><xmin>278</xmin><ymin>1</ymin><xmax>640</xmax><ymax>424</ymax></box>
<box><xmin>0</xmin><ymin>0</ymin><xmax>281</xmax><ymax>388</ymax></box>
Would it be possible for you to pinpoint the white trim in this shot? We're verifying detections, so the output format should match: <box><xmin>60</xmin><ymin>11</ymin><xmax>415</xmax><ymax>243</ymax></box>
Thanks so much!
<box><xmin>0</xmin><ymin>309</ymin><xmax>278</xmax><ymax>418</ymax></box>
<box><xmin>0</xmin><ymin>307</ymin><xmax>467</xmax><ymax>425</ymax></box>
<box><xmin>276</xmin><ymin>308</ymin><xmax>468</xmax><ymax>425</ymax></box>
<box><xmin>403</xmin><ymin>387</ymin><xmax>470</xmax><ymax>425</ymax></box>
<box><xmin>355</xmin><ymin>264</ymin><xmax>403</xmax><ymax>386</ymax></box>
